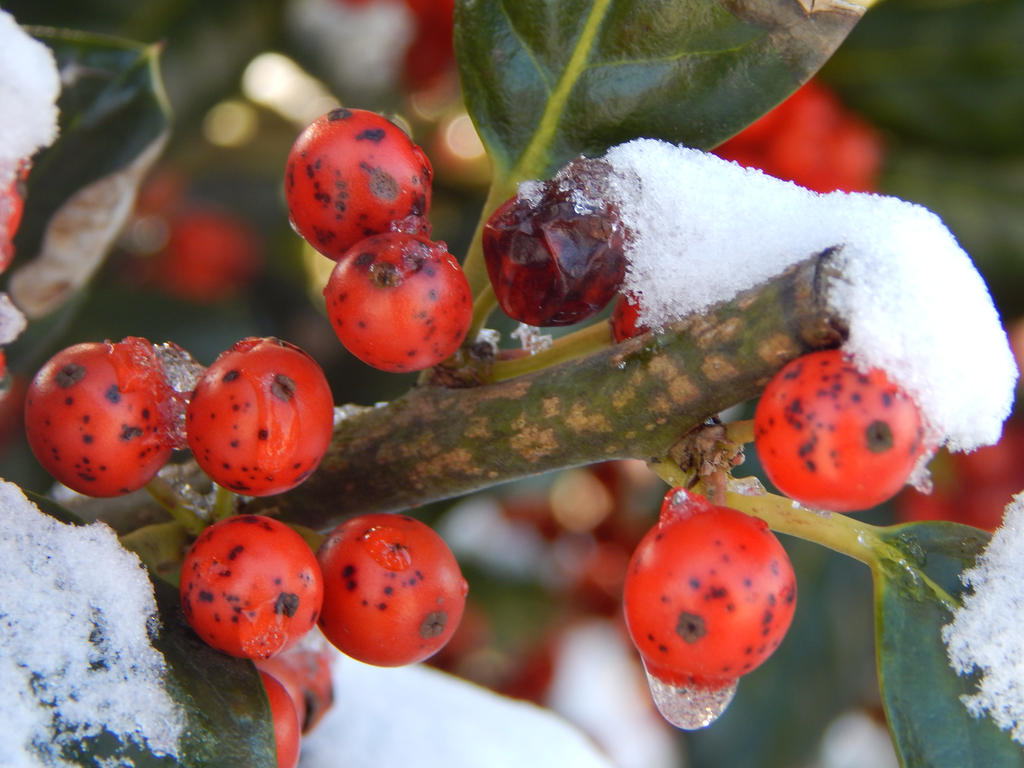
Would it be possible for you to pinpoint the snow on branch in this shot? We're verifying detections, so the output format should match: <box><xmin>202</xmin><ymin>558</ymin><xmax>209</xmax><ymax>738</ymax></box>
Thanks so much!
<box><xmin>600</xmin><ymin>139</ymin><xmax>1018</xmax><ymax>454</ymax></box>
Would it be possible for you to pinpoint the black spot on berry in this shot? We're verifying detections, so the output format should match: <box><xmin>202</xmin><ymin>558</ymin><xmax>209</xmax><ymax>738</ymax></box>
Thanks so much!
<box><xmin>120</xmin><ymin>425</ymin><xmax>143</xmax><ymax>441</ymax></box>
<box><xmin>356</xmin><ymin>128</ymin><xmax>386</xmax><ymax>142</ymax></box>
<box><xmin>222</xmin><ymin>370</ymin><xmax>240</xmax><ymax>383</ymax></box>
<box><xmin>865</xmin><ymin>420</ymin><xmax>894</xmax><ymax>453</ymax></box>
<box><xmin>197</xmin><ymin>590</ymin><xmax>214</xmax><ymax>603</ymax></box>
<box><xmin>676</xmin><ymin>612</ymin><xmax>706</xmax><ymax>643</ymax></box>
<box><xmin>228</xmin><ymin>545</ymin><xmax>244</xmax><ymax>560</ymax></box>
<box><xmin>327</xmin><ymin>107</ymin><xmax>352</xmax><ymax>121</ymax></box>
<box><xmin>105</xmin><ymin>385</ymin><xmax>122</xmax><ymax>404</ymax></box>
<box><xmin>419</xmin><ymin>610</ymin><xmax>448</xmax><ymax>639</ymax></box>
<box><xmin>56</xmin><ymin>363</ymin><xmax>87</xmax><ymax>388</ymax></box>
<box><xmin>274</xmin><ymin>592</ymin><xmax>300</xmax><ymax>617</ymax></box>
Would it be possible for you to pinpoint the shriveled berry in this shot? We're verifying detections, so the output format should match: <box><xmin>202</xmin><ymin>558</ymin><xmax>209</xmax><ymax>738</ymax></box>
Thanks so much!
<box><xmin>24</xmin><ymin>337</ymin><xmax>176</xmax><ymax>496</ymax></box>
<box><xmin>180</xmin><ymin>514</ymin><xmax>324</xmax><ymax>660</ymax></box>
<box><xmin>754</xmin><ymin>348</ymin><xmax>928</xmax><ymax>512</ymax></box>
<box><xmin>285</xmin><ymin>108</ymin><xmax>433</xmax><ymax>260</ymax></box>
<box><xmin>317</xmin><ymin>513</ymin><xmax>468</xmax><ymax>666</ymax></box>
<box><xmin>259</xmin><ymin>671</ymin><xmax>301</xmax><ymax>768</ymax></box>
<box><xmin>186</xmin><ymin>337</ymin><xmax>334</xmax><ymax>496</ymax></box>
<box><xmin>482</xmin><ymin>157</ymin><xmax>627</xmax><ymax>326</ymax></box>
<box><xmin>323</xmin><ymin>232</ymin><xmax>471</xmax><ymax>372</ymax></box>
<box><xmin>623</xmin><ymin>488</ymin><xmax>796</xmax><ymax>689</ymax></box>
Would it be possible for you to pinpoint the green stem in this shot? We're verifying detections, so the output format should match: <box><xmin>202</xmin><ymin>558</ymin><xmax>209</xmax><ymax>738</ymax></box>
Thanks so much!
<box><xmin>211</xmin><ymin>484</ymin><xmax>237</xmax><ymax>521</ymax></box>
<box><xmin>467</xmin><ymin>281</ymin><xmax>498</xmax><ymax>344</ymax></box>
<box><xmin>144</xmin><ymin>476</ymin><xmax>207</xmax><ymax>536</ymax></box>
<box><xmin>489</xmin><ymin>321</ymin><xmax>613</xmax><ymax>382</ymax></box>
<box><xmin>650</xmin><ymin>459</ymin><xmax>960</xmax><ymax>609</ymax></box>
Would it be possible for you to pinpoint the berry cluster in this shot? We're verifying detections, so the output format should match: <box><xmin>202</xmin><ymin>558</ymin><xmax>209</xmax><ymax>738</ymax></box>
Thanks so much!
<box><xmin>286</xmin><ymin>108</ymin><xmax>472</xmax><ymax>372</ymax></box>
<box><xmin>179</xmin><ymin>510</ymin><xmax>466</xmax><ymax>766</ymax></box>
<box><xmin>23</xmin><ymin>335</ymin><xmax>335</xmax><ymax>499</ymax></box>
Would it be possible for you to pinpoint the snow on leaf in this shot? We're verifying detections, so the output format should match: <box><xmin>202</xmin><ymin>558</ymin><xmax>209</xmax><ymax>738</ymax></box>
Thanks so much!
<box><xmin>942</xmin><ymin>492</ymin><xmax>1024</xmax><ymax>744</ymax></box>
<box><xmin>0</xmin><ymin>479</ymin><xmax>183</xmax><ymax>767</ymax></box>
<box><xmin>0</xmin><ymin>10</ymin><xmax>60</xmax><ymax>186</ymax></box>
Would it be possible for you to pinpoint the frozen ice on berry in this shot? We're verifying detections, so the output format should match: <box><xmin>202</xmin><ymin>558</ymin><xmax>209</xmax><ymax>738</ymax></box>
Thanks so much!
<box><xmin>0</xmin><ymin>479</ymin><xmax>182</xmax><ymax>765</ymax></box>
<box><xmin>601</xmin><ymin>139</ymin><xmax>1017</xmax><ymax>454</ymax></box>
<box><xmin>942</xmin><ymin>492</ymin><xmax>1024</xmax><ymax>743</ymax></box>
<box><xmin>0</xmin><ymin>11</ymin><xmax>60</xmax><ymax>186</ymax></box>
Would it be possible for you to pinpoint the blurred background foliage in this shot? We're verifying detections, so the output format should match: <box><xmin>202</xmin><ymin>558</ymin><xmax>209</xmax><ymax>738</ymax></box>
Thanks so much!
<box><xmin>0</xmin><ymin>0</ymin><xmax>1021</xmax><ymax>766</ymax></box>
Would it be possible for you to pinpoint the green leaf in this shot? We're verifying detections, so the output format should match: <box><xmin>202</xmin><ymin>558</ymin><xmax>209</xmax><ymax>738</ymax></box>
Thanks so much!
<box><xmin>26</xmin><ymin>494</ymin><xmax>276</xmax><ymax>767</ymax></box>
<box><xmin>873</xmin><ymin>521</ymin><xmax>1024</xmax><ymax>767</ymax></box>
<box><xmin>454</xmin><ymin>0</ymin><xmax>867</xmax><ymax>185</ymax></box>
<box><xmin>823</xmin><ymin>0</ymin><xmax>1024</xmax><ymax>154</ymax></box>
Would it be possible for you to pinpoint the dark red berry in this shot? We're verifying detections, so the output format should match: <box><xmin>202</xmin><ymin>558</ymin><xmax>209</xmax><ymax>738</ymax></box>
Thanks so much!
<box><xmin>482</xmin><ymin>157</ymin><xmax>628</xmax><ymax>326</ymax></box>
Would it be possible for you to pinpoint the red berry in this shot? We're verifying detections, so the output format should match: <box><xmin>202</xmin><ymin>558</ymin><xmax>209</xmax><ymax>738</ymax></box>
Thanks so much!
<box><xmin>186</xmin><ymin>337</ymin><xmax>334</xmax><ymax>496</ymax></box>
<box><xmin>180</xmin><ymin>514</ymin><xmax>324</xmax><ymax>660</ymax></box>
<box><xmin>714</xmin><ymin>79</ymin><xmax>883</xmax><ymax>194</ymax></box>
<box><xmin>317</xmin><ymin>513</ymin><xmax>468</xmax><ymax>666</ymax></box>
<box><xmin>623</xmin><ymin>488</ymin><xmax>796</xmax><ymax>688</ymax></box>
<box><xmin>150</xmin><ymin>207</ymin><xmax>262</xmax><ymax>303</ymax></box>
<box><xmin>259</xmin><ymin>671</ymin><xmax>302</xmax><ymax>768</ymax></box>
<box><xmin>754</xmin><ymin>349</ymin><xmax>928</xmax><ymax>512</ymax></box>
<box><xmin>482</xmin><ymin>157</ymin><xmax>627</xmax><ymax>326</ymax></box>
<box><xmin>24</xmin><ymin>337</ymin><xmax>176</xmax><ymax>497</ymax></box>
<box><xmin>285</xmin><ymin>108</ymin><xmax>433</xmax><ymax>260</ymax></box>
<box><xmin>323</xmin><ymin>232</ymin><xmax>472</xmax><ymax>372</ymax></box>
<box><xmin>1</xmin><ymin>164</ymin><xmax>28</xmax><ymax>274</ymax></box>
<box><xmin>402</xmin><ymin>0</ymin><xmax>456</xmax><ymax>90</ymax></box>
<box><xmin>610</xmin><ymin>294</ymin><xmax>649</xmax><ymax>342</ymax></box>
<box><xmin>258</xmin><ymin>646</ymin><xmax>335</xmax><ymax>734</ymax></box>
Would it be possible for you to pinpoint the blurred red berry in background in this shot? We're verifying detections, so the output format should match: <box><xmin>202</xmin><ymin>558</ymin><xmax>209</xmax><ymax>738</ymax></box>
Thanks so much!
<box><xmin>715</xmin><ymin>79</ymin><xmax>883</xmax><ymax>194</ymax></box>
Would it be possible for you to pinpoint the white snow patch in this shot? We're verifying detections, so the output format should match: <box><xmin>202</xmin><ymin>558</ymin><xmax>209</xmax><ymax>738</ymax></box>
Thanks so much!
<box><xmin>603</xmin><ymin>139</ymin><xmax>1017</xmax><ymax>453</ymax></box>
<box><xmin>942</xmin><ymin>492</ymin><xmax>1024</xmax><ymax>743</ymax></box>
<box><xmin>0</xmin><ymin>479</ymin><xmax>182</xmax><ymax>766</ymax></box>
<box><xmin>545</xmin><ymin>620</ymin><xmax>683</xmax><ymax>768</ymax></box>
<box><xmin>0</xmin><ymin>11</ymin><xmax>60</xmax><ymax>186</ymax></box>
<box><xmin>299</xmin><ymin>648</ymin><xmax>615</xmax><ymax>768</ymax></box>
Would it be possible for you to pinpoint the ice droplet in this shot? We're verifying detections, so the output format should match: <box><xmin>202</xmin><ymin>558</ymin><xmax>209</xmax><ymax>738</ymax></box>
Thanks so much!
<box><xmin>643</xmin><ymin>666</ymin><xmax>737</xmax><ymax>730</ymax></box>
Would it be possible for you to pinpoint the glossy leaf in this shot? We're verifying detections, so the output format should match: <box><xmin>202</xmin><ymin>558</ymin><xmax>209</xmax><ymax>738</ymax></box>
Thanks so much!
<box><xmin>454</xmin><ymin>0</ymin><xmax>867</xmax><ymax>184</ymax></box>
<box><xmin>873</xmin><ymin>521</ymin><xmax>1024</xmax><ymax>767</ymax></box>
<box><xmin>24</xmin><ymin>492</ymin><xmax>276</xmax><ymax>767</ymax></box>
<box><xmin>5</xmin><ymin>28</ymin><xmax>170</xmax><ymax>366</ymax></box>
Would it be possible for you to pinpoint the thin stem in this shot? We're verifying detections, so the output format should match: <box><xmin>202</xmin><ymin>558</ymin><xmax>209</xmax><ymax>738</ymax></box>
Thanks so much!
<box><xmin>144</xmin><ymin>476</ymin><xmax>207</xmax><ymax>536</ymax></box>
<box><xmin>211</xmin><ymin>484</ymin><xmax>237</xmax><ymax>521</ymax></box>
<box><xmin>725</xmin><ymin>419</ymin><xmax>755</xmax><ymax>445</ymax></box>
<box><xmin>467</xmin><ymin>281</ymin><xmax>498</xmax><ymax>343</ymax></box>
<box><xmin>489</xmin><ymin>321</ymin><xmax>613</xmax><ymax>382</ymax></box>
